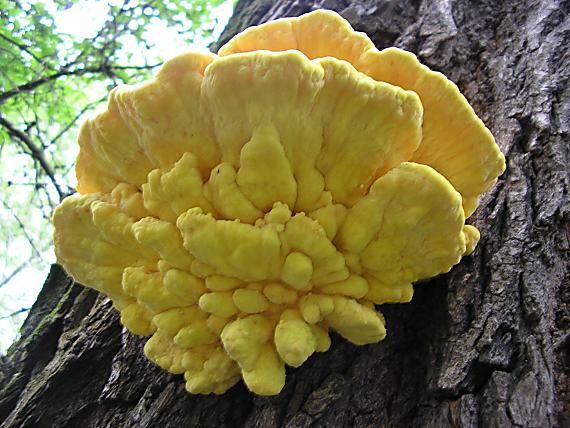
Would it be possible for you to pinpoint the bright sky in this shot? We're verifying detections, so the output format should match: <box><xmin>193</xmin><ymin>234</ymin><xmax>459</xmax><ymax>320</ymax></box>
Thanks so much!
<box><xmin>0</xmin><ymin>0</ymin><xmax>234</xmax><ymax>353</ymax></box>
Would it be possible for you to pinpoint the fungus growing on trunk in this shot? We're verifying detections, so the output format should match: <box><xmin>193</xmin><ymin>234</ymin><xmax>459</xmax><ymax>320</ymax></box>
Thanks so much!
<box><xmin>53</xmin><ymin>10</ymin><xmax>505</xmax><ymax>396</ymax></box>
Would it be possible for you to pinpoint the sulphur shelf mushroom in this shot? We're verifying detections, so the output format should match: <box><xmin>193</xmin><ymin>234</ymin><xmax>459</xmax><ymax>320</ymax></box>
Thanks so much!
<box><xmin>53</xmin><ymin>9</ymin><xmax>505</xmax><ymax>396</ymax></box>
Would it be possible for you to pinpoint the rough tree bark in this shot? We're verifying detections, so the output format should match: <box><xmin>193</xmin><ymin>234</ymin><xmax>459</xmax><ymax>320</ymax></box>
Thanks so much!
<box><xmin>1</xmin><ymin>0</ymin><xmax>568</xmax><ymax>426</ymax></box>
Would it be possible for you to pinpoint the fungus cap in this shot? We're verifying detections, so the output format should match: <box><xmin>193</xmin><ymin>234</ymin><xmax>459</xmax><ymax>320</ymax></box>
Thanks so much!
<box><xmin>53</xmin><ymin>9</ymin><xmax>505</xmax><ymax>396</ymax></box>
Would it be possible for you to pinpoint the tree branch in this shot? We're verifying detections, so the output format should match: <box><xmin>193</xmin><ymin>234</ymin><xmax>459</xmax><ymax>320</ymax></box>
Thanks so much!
<box><xmin>0</xmin><ymin>115</ymin><xmax>63</xmax><ymax>199</ymax></box>
<box><xmin>0</xmin><ymin>32</ymin><xmax>48</xmax><ymax>66</ymax></box>
<box><xmin>0</xmin><ymin>63</ymin><xmax>162</xmax><ymax>103</ymax></box>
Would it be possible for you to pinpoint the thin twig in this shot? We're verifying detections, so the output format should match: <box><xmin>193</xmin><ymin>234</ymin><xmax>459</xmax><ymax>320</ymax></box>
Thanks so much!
<box><xmin>49</xmin><ymin>96</ymin><xmax>106</xmax><ymax>146</ymax></box>
<box><xmin>1</xmin><ymin>199</ymin><xmax>45</xmax><ymax>261</ymax></box>
<box><xmin>0</xmin><ymin>307</ymin><xmax>30</xmax><ymax>320</ymax></box>
<box><xmin>0</xmin><ymin>261</ymin><xmax>29</xmax><ymax>289</ymax></box>
<box><xmin>6</xmin><ymin>181</ymin><xmax>45</xmax><ymax>186</ymax></box>
<box><xmin>0</xmin><ymin>240</ymin><xmax>51</xmax><ymax>289</ymax></box>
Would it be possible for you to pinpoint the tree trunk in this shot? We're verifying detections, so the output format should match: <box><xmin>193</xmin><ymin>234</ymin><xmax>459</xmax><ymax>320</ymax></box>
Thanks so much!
<box><xmin>1</xmin><ymin>0</ymin><xmax>568</xmax><ymax>426</ymax></box>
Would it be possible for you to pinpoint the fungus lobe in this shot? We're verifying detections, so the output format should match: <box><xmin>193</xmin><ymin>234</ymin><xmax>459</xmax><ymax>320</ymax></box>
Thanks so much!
<box><xmin>53</xmin><ymin>10</ymin><xmax>505</xmax><ymax>395</ymax></box>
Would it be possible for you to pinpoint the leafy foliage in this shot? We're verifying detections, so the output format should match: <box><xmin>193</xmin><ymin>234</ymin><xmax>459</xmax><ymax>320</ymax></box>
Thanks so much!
<box><xmin>0</xmin><ymin>0</ymin><xmax>231</xmax><ymax>350</ymax></box>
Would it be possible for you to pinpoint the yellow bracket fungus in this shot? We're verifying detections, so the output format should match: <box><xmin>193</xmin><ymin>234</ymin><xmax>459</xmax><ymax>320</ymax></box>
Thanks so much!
<box><xmin>53</xmin><ymin>10</ymin><xmax>505</xmax><ymax>396</ymax></box>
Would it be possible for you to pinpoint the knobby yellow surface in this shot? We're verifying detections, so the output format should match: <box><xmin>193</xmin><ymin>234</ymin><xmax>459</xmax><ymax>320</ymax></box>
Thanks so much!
<box><xmin>53</xmin><ymin>10</ymin><xmax>505</xmax><ymax>396</ymax></box>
